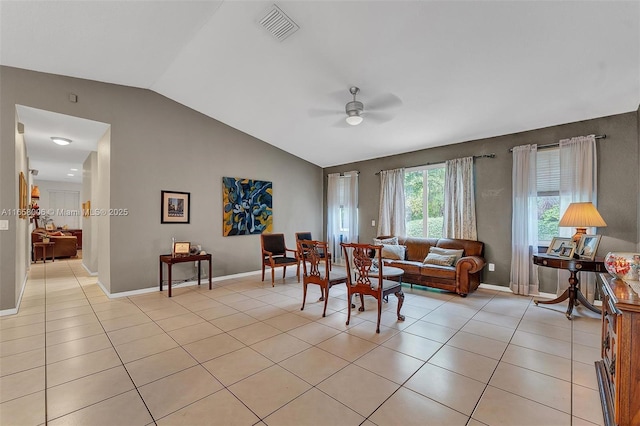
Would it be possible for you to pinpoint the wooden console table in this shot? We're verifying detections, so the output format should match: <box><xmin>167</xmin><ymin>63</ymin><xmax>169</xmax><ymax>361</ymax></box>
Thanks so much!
<box><xmin>595</xmin><ymin>273</ymin><xmax>640</xmax><ymax>425</ymax></box>
<box><xmin>532</xmin><ymin>253</ymin><xmax>605</xmax><ymax>319</ymax></box>
<box><xmin>159</xmin><ymin>253</ymin><xmax>212</xmax><ymax>297</ymax></box>
<box><xmin>33</xmin><ymin>242</ymin><xmax>55</xmax><ymax>263</ymax></box>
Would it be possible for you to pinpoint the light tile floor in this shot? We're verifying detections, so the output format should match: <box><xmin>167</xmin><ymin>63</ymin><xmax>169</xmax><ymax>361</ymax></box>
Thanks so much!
<box><xmin>0</xmin><ymin>258</ymin><xmax>605</xmax><ymax>425</ymax></box>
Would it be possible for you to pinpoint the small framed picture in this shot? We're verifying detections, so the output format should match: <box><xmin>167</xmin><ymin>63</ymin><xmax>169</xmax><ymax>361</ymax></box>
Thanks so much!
<box><xmin>161</xmin><ymin>191</ymin><xmax>190</xmax><ymax>224</ymax></box>
<box><xmin>547</xmin><ymin>237</ymin><xmax>575</xmax><ymax>258</ymax></box>
<box><xmin>576</xmin><ymin>234</ymin><xmax>601</xmax><ymax>261</ymax></box>
<box><xmin>173</xmin><ymin>242</ymin><xmax>191</xmax><ymax>257</ymax></box>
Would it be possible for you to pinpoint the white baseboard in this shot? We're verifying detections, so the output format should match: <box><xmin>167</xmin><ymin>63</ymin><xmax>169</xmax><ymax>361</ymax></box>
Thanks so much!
<box><xmin>82</xmin><ymin>262</ymin><xmax>98</xmax><ymax>276</ymax></box>
<box><xmin>101</xmin><ymin>269</ymin><xmax>263</xmax><ymax>299</ymax></box>
<box><xmin>0</xmin><ymin>272</ymin><xmax>29</xmax><ymax>317</ymax></box>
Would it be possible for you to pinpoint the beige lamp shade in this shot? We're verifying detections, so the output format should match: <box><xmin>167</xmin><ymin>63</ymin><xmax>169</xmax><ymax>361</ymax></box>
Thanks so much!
<box><xmin>30</xmin><ymin>185</ymin><xmax>40</xmax><ymax>199</ymax></box>
<box><xmin>559</xmin><ymin>202</ymin><xmax>606</xmax><ymax>242</ymax></box>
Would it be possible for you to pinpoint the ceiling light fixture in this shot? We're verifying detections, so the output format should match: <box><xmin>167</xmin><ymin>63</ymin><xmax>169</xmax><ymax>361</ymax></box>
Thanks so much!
<box><xmin>70</xmin><ymin>168</ymin><xmax>78</xmax><ymax>171</ymax></box>
<box><xmin>345</xmin><ymin>87</ymin><xmax>364</xmax><ymax>126</ymax></box>
<box><xmin>51</xmin><ymin>137</ymin><xmax>72</xmax><ymax>146</ymax></box>
<box><xmin>67</xmin><ymin>173</ymin><xmax>74</xmax><ymax>177</ymax></box>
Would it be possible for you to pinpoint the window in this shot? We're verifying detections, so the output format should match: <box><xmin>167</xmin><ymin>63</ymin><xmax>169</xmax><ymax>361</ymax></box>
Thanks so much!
<box><xmin>404</xmin><ymin>164</ymin><xmax>445</xmax><ymax>238</ymax></box>
<box><xmin>537</xmin><ymin>148</ymin><xmax>560</xmax><ymax>242</ymax></box>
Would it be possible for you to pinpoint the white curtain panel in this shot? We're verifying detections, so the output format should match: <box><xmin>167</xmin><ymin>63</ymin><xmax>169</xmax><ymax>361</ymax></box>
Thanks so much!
<box><xmin>326</xmin><ymin>171</ymin><xmax>358</xmax><ymax>264</ymax></box>
<box><xmin>326</xmin><ymin>173</ymin><xmax>342</xmax><ymax>263</ymax></box>
<box><xmin>343</xmin><ymin>171</ymin><xmax>359</xmax><ymax>246</ymax></box>
<box><xmin>443</xmin><ymin>157</ymin><xmax>477</xmax><ymax>240</ymax></box>
<box><xmin>510</xmin><ymin>145</ymin><xmax>539</xmax><ymax>295</ymax></box>
<box><xmin>557</xmin><ymin>135</ymin><xmax>598</xmax><ymax>301</ymax></box>
<box><xmin>377</xmin><ymin>168</ymin><xmax>406</xmax><ymax>238</ymax></box>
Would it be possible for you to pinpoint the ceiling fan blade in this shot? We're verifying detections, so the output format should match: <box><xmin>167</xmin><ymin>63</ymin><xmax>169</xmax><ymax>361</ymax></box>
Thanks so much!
<box><xmin>364</xmin><ymin>111</ymin><xmax>395</xmax><ymax>124</ymax></box>
<box><xmin>367</xmin><ymin>93</ymin><xmax>402</xmax><ymax>111</ymax></box>
<box><xmin>308</xmin><ymin>108</ymin><xmax>341</xmax><ymax>118</ymax></box>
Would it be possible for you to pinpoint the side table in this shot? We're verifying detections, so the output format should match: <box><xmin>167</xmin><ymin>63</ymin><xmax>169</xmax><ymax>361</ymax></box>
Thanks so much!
<box><xmin>33</xmin><ymin>242</ymin><xmax>55</xmax><ymax>263</ymax></box>
<box><xmin>159</xmin><ymin>253</ymin><xmax>212</xmax><ymax>297</ymax></box>
<box><xmin>532</xmin><ymin>253</ymin><xmax>605</xmax><ymax>319</ymax></box>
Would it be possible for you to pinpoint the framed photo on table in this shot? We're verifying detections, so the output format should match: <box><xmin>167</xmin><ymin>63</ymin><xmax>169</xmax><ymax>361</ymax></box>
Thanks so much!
<box><xmin>576</xmin><ymin>234</ymin><xmax>601</xmax><ymax>261</ymax></box>
<box><xmin>547</xmin><ymin>237</ymin><xmax>575</xmax><ymax>258</ymax></box>
<box><xmin>161</xmin><ymin>191</ymin><xmax>190</xmax><ymax>224</ymax></box>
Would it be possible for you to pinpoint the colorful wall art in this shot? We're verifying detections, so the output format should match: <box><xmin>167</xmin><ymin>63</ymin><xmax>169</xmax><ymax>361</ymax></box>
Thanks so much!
<box><xmin>222</xmin><ymin>177</ymin><xmax>273</xmax><ymax>236</ymax></box>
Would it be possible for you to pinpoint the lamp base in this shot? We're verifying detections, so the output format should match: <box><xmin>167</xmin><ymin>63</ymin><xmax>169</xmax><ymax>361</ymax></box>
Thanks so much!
<box><xmin>571</xmin><ymin>228</ymin><xmax>587</xmax><ymax>244</ymax></box>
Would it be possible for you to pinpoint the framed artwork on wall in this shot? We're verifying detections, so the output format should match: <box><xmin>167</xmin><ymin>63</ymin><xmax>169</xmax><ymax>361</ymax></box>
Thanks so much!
<box><xmin>547</xmin><ymin>237</ymin><xmax>575</xmax><ymax>258</ymax></box>
<box><xmin>18</xmin><ymin>172</ymin><xmax>27</xmax><ymax>219</ymax></box>
<box><xmin>161</xmin><ymin>190</ymin><xmax>190</xmax><ymax>224</ymax></box>
<box><xmin>576</xmin><ymin>234</ymin><xmax>601</xmax><ymax>260</ymax></box>
<box><xmin>222</xmin><ymin>177</ymin><xmax>272</xmax><ymax>236</ymax></box>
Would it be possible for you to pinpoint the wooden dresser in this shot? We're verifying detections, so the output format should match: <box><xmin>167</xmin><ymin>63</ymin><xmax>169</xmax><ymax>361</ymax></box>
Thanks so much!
<box><xmin>596</xmin><ymin>273</ymin><xmax>640</xmax><ymax>425</ymax></box>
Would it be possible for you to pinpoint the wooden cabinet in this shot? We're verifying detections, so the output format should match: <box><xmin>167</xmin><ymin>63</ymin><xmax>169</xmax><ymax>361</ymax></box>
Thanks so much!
<box><xmin>596</xmin><ymin>273</ymin><xmax>640</xmax><ymax>425</ymax></box>
<box><xmin>59</xmin><ymin>228</ymin><xmax>82</xmax><ymax>249</ymax></box>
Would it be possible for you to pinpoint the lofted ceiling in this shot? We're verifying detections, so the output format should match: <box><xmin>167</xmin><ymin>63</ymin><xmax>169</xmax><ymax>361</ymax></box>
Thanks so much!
<box><xmin>2</xmin><ymin>1</ymin><xmax>639</xmax><ymax>172</ymax></box>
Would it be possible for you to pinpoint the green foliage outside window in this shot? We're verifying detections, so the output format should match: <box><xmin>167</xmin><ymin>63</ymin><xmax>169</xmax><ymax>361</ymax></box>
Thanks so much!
<box><xmin>405</xmin><ymin>167</ymin><xmax>445</xmax><ymax>238</ymax></box>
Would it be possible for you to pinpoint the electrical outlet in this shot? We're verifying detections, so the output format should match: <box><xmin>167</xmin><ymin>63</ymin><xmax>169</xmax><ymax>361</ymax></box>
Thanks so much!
<box><xmin>0</xmin><ymin>220</ymin><xmax>8</xmax><ymax>230</ymax></box>
<box><xmin>488</xmin><ymin>263</ymin><xmax>495</xmax><ymax>272</ymax></box>
<box><xmin>371</xmin><ymin>220</ymin><xmax>376</xmax><ymax>227</ymax></box>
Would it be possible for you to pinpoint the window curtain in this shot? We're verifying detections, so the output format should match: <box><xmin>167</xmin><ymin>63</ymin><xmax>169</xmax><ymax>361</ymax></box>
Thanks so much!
<box><xmin>510</xmin><ymin>145</ymin><xmax>539</xmax><ymax>295</ymax></box>
<box><xmin>327</xmin><ymin>171</ymin><xmax>358</xmax><ymax>264</ymax></box>
<box><xmin>558</xmin><ymin>135</ymin><xmax>598</xmax><ymax>301</ymax></box>
<box><xmin>377</xmin><ymin>168</ymin><xmax>406</xmax><ymax>237</ymax></box>
<box><xmin>443</xmin><ymin>157</ymin><xmax>477</xmax><ymax>240</ymax></box>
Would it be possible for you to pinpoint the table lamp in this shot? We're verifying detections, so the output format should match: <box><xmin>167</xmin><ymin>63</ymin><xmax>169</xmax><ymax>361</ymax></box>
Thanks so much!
<box><xmin>558</xmin><ymin>202</ymin><xmax>607</xmax><ymax>243</ymax></box>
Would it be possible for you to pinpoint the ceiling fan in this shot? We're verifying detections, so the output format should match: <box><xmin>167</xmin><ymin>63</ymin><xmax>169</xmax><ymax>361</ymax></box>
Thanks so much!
<box><xmin>309</xmin><ymin>87</ymin><xmax>402</xmax><ymax>127</ymax></box>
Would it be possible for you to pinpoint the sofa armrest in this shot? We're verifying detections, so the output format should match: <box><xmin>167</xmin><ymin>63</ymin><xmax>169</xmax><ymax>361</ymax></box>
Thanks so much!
<box><xmin>455</xmin><ymin>256</ymin><xmax>485</xmax><ymax>275</ymax></box>
<box><xmin>455</xmin><ymin>256</ymin><xmax>486</xmax><ymax>296</ymax></box>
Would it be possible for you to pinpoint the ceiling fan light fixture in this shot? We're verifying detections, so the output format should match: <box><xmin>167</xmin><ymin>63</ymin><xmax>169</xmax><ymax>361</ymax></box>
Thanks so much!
<box><xmin>346</xmin><ymin>114</ymin><xmax>363</xmax><ymax>126</ymax></box>
<box><xmin>51</xmin><ymin>137</ymin><xmax>72</xmax><ymax>146</ymax></box>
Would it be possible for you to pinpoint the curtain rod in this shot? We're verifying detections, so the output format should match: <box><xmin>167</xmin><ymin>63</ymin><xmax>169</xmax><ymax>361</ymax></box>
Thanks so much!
<box><xmin>508</xmin><ymin>134</ymin><xmax>606</xmax><ymax>152</ymax></box>
<box><xmin>375</xmin><ymin>153</ymin><xmax>496</xmax><ymax>175</ymax></box>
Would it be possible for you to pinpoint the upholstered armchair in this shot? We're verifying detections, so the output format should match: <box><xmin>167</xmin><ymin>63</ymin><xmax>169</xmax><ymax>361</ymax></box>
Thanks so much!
<box><xmin>261</xmin><ymin>233</ymin><xmax>299</xmax><ymax>286</ymax></box>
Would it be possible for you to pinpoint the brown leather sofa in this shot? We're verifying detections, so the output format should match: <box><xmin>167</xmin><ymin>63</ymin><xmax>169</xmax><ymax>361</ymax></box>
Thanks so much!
<box><xmin>32</xmin><ymin>228</ymin><xmax>78</xmax><ymax>260</ymax></box>
<box><xmin>377</xmin><ymin>236</ymin><xmax>486</xmax><ymax>297</ymax></box>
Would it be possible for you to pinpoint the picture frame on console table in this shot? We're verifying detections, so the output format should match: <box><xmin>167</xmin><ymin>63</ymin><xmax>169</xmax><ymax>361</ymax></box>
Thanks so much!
<box><xmin>547</xmin><ymin>237</ymin><xmax>575</xmax><ymax>258</ymax></box>
<box><xmin>161</xmin><ymin>190</ymin><xmax>190</xmax><ymax>224</ymax></box>
<box><xmin>576</xmin><ymin>234</ymin><xmax>601</xmax><ymax>261</ymax></box>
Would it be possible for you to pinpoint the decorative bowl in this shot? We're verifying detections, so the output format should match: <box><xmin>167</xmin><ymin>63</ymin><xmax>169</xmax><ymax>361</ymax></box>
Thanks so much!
<box><xmin>604</xmin><ymin>252</ymin><xmax>640</xmax><ymax>281</ymax></box>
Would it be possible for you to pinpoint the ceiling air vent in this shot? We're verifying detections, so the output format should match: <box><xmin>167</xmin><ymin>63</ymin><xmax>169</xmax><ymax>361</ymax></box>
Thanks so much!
<box><xmin>258</xmin><ymin>4</ymin><xmax>299</xmax><ymax>42</ymax></box>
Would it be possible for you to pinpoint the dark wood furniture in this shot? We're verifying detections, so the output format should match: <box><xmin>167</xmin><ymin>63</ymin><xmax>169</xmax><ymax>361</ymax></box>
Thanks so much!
<box><xmin>297</xmin><ymin>239</ymin><xmax>347</xmax><ymax>317</ymax></box>
<box><xmin>159</xmin><ymin>253</ymin><xmax>212</xmax><ymax>297</ymax></box>
<box><xmin>533</xmin><ymin>253</ymin><xmax>605</xmax><ymax>319</ymax></box>
<box><xmin>33</xmin><ymin>242</ymin><xmax>55</xmax><ymax>263</ymax></box>
<box><xmin>341</xmin><ymin>243</ymin><xmax>405</xmax><ymax>333</ymax></box>
<box><xmin>595</xmin><ymin>273</ymin><xmax>640</xmax><ymax>426</ymax></box>
<box><xmin>261</xmin><ymin>233</ymin><xmax>299</xmax><ymax>286</ymax></box>
<box><xmin>296</xmin><ymin>232</ymin><xmax>332</xmax><ymax>269</ymax></box>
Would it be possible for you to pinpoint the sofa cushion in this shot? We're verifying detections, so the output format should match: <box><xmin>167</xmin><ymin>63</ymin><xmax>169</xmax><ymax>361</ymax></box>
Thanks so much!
<box><xmin>383</xmin><ymin>260</ymin><xmax>422</xmax><ymax>275</ymax></box>
<box><xmin>381</xmin><ymin>244</ymin><xmax>405</xmax><ymax>260</ymax></box>
<box><xmin>429</xmin><ymin>247</ymin><xmax>464</xmax><ymax>263</ymax></box>
<box><xmin>424</xmin><ymin>252</ymin><xmax>456</xmax><ymax>266</ymax></box>
<box><xmin>398</xmin><ymin>237</ymin><xmax>439</xmax><ymax>262</ymax></box>
<box><xmin>420</xmin><ymin>264</ymin><xmax>456</xmax><ymax>279</ymax></box>
<box><xmin>436</xmin><ymin>238</ymin><xmax>484</xmax><ymax>257</ymax></box>
<box><xmin>374</xmin><ymin>236</ymin><xmax>398</xmax><ymax>245</ymax></box>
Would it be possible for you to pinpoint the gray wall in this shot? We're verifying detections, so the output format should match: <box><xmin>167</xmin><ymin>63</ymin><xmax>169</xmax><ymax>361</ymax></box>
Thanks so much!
<box><xmin>324</xmin><ymin>111</ymin><xmax>639</xmax><ymax>293</ymax></box>
<box><xmin>82</xmin><ymin>151</ymin><xmax>98</xmax><ymax>274</ymax></box>
<box><xmin>1</xmin><ymin>66</ymin><xmax>323</xmax><ymax>309</ymax></box>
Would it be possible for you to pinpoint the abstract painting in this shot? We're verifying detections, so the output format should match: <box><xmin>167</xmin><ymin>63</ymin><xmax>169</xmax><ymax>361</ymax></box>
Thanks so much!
<box><xmin>223</xmin><ymin>177</ymin><xmax>272</xmax><ymax>236</ymax></box>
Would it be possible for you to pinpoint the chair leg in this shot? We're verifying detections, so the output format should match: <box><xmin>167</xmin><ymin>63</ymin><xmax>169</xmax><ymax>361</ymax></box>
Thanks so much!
<box><xmin>322</xmin><ymin>285</ymin><xmax>329</xmax><ymax>317</ymax></box>
<box><xmin>261</xmin><ymin>263</ymin><xmax>265</xmax><ymax>282</ymax></box>
<box><xmin>395</xmin><ymin>290</ymin><xmax>406</xmax><ymax>321</ymax></box>
<box><xmin>376</xmin><ymin>299</ymin><xmax>383</xmax><ymax>334</ymax></box>
<box><xmin>301</xmin><ymin>282</ymin><xmax>307</xmax><ymax>311</ymax></box>
<box><xmin>358</xmin><ymin>294</ymin><xmax>365</xmax><ymax>312</ymax></box>
<box><xmin>346</xmin><ymin>293</ymin><xmax>352</xmax><ymax>326</ymax></box>
<box><xmin>296</xmin><ymin>262</ymin><xmax>300</xmax><ymax>283</ymax></box>
<box><xmin>271</xmin><ymin>268</ymin><xmax>275</xmax><ymax>287</ymax></box>
<box><xmin>282</xmin><ymin>266</ymin><xmax>287</xmax><ymax>279</ymax></box>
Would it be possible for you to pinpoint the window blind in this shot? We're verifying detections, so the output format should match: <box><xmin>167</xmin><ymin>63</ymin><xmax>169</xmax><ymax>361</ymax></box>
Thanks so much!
<box><xmin>536</xmin><ymin>148</ymin><xmax>559</xmax><ymax>194</ymax></box>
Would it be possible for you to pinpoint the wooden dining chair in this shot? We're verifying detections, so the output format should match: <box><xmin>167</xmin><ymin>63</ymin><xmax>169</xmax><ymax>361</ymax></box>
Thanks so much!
<box><xmin>341</xmin><ymin>242</ymin><xmax>405</xmax><ymax>333</ymax></box>
<box><xmin>297</xmin><ymin>239</ymin><xmax>347</xmax><ymax>317</ymax></box>
<box><xmin>296</xmin><ymin>232</ymin><xmax>332</xmax><ymax>270</ymax></box>
<box><xmin>261</xmin><ymin>233</ymin><xmax>299</xmax><ymax>286</ymax></box>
